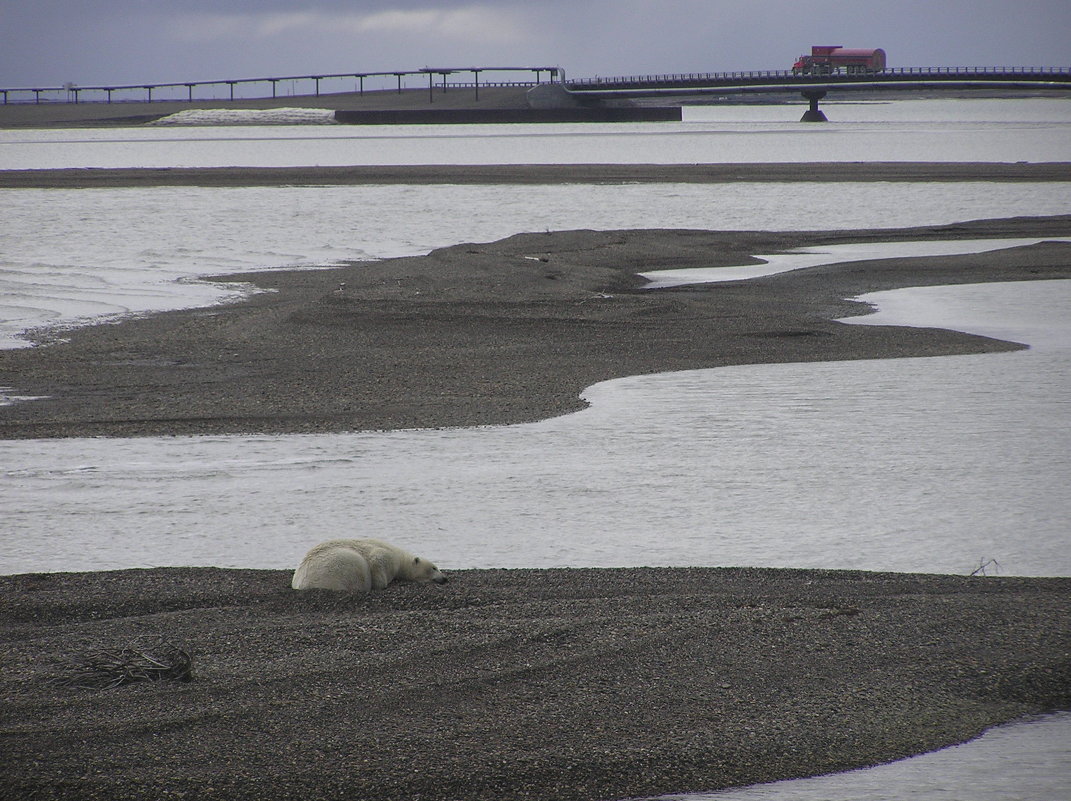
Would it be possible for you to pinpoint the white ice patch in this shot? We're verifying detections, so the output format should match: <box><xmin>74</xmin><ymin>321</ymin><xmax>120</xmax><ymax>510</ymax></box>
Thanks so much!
<box><xmin>149</xmin><ymin>108</ymin><xmax>338</xmax><ymax>126</ymax></box>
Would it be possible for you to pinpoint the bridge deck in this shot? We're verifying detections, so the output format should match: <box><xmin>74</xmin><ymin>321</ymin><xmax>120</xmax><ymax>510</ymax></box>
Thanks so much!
<box><xmin>566</xmin><ymin>67</ymin><xmax>1071</xmax><ymax>92</ymax></box>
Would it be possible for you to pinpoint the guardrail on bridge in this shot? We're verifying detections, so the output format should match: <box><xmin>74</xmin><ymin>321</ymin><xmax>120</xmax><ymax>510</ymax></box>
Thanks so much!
<box><xmin>566</xmin><ymin>66</ymin><xmax>1071</xmax><ymax>90</ymax></box>
<box><xmin>0</xmin><ymin>66</ymin><xmax>563</xmax><ymax>105</ymax></box>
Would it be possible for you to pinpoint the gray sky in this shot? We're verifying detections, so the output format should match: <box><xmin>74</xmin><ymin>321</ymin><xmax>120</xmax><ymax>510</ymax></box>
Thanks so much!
<box><xmin>2</xmin><ymin>0</ymin><xmax>1068</xmax><ymax>88</ymax></box>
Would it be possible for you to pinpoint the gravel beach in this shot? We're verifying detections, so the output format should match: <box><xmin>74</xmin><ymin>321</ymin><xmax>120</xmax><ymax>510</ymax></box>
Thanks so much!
<box><xmin>1</xmin><ymin>212</ymin><xmax>1070</xmax><ymax>440</ymax></box>
<box><xmin>3</xmin><ymin>566</ymin><xmax>1070</xmax><ymax>801</ymax></box>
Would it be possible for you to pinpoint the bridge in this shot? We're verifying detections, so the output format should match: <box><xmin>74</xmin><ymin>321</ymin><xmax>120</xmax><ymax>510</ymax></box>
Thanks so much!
<box><xmin>3</xmin><ymin>64</ymin><xmax>1068</xmax><ymax>124</ymax></box>
<box><xmin>551</xmin><ymin>67</ymin><xmax>1071</xmax><ymax>121</ymax></box>
<box><xmin>0</xmin><ymin>66</ymin><xmax>561</xmax><ymax>106</ymax></box>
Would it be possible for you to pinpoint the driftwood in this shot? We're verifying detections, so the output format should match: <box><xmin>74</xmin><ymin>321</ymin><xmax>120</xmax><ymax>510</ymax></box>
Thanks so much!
<box><xmin>52</xmin><ymin>638</ymin><xmax>193</xmax><ymax>690</ymax></box>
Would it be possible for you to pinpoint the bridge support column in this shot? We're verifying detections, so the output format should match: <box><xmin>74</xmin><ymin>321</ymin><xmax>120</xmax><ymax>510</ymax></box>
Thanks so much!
<box><xmin>801</xmin><ymin>90</ymin><xmax>827</xmax><ymax>122</ymax></box>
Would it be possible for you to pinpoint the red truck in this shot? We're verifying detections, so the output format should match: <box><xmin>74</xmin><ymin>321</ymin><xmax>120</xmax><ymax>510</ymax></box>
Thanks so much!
<box><xmin>793</xmin><ymin>46</ymin><xmax>887</xmax><ymax>75</ymax></box>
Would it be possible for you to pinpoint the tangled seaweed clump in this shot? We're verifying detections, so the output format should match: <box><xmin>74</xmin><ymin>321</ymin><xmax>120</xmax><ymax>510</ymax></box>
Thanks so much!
<box><xmin>52</xmin><ymin>639</ymin><xmax>193</xmax><ymax>690</ymax></box>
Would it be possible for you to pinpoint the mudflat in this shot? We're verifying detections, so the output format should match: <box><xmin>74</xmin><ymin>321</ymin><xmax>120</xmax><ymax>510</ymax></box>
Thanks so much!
<box><xmin>2</xmin><ymin>566</ymin><xmax>1069</xmax><ymax>801</ymax></box>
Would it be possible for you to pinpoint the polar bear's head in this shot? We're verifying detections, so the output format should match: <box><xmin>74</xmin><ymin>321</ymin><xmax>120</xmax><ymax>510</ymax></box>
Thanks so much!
<box><xmin>405</xmin><ymin>555</ymin><xmax>448</xmax><ymax>585</ymax></box>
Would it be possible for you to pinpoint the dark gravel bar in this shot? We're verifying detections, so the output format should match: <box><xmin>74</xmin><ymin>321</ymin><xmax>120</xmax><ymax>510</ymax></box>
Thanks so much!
<box><xmin>1</xmin><ymin>161</ymin><xmax>1069</xmax><ymax>187</ymax></box>
<box><xmin>1</xmin><ymin>216</ymin><xmax>1069</xmax><ymax>440</ymax></box>
<box><xmin>2</xmin><ymin>566</ymin><xmax>1069</xmax><ymax>801</ymax></box>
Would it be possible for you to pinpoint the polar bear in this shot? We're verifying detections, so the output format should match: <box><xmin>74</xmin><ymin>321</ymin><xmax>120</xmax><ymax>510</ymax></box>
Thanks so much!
<box><xmin>291</xmin><ymin>538</ymin><xmax>447</xmax><ymax>593</ymax></box>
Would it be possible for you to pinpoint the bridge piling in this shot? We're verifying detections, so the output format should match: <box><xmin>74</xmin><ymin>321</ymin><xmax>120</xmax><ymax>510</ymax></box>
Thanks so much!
<box><xmin>800</xmin><ymin>90</ymin><xmax>827</xmax><ymax>122</ymax></box>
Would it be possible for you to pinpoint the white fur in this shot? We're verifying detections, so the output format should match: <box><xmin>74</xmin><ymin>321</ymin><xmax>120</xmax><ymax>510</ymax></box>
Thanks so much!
<box><xmin>291</xmin><ymin>538</ymin><xmax>447</xmax><ymax>593</ymax></box>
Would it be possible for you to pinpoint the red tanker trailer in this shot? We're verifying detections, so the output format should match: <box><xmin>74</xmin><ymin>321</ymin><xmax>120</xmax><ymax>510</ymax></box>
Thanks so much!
<box><xmin>793</xmin><ymin>46</ymin><xmax>886</xmax><ymax>75</ymax></box>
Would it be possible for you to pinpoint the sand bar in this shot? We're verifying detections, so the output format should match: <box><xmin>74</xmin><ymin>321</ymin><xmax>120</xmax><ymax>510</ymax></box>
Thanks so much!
<box><xmin>2</xmin><ymin>566</ymin><xmax>1069</xmax><ymax>801</ymax></box>
<box><xmin>1</xmin><ymin>216</ymin><xmax>1069</xmax><ymax>439</ymax></box>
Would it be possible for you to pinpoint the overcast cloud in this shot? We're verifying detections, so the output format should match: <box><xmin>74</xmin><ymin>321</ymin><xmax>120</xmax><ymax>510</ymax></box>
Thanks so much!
<box><xmin>1</xmin><ymin>1</ymin><xmax>1068</xmax><ymax>88</ymax></box>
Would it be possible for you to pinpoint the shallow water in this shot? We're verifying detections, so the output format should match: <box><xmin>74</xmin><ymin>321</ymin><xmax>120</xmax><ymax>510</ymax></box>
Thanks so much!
<box><xmin>1</xmin><ymin>98</ymin><xmax>1069</xmax><ymax>168</ymax></box>
<box><xmin>643</xmin><ymin>237</ymin><xmax>1071</xmax><ymax>286</ymax></box>
<box><xmin>646</xmin><ymin>712</ymin><xmax>1071</xmax><ymax>801</ymax></box>
<box><xmin>2</xmin><ymin>182</ymin><xmax>1069</xmax><ymax>348</ymax></box>
<box><xmin>3</xmin><ymin>277</ymin><xmax>1068</xmax><ymax>577</ymax></box>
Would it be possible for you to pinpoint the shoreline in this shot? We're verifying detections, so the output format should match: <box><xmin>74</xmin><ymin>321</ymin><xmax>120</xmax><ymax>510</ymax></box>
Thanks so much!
<box><xmin>3</xmin><ymin>162</ymin><xmax>1071</xmax><ymax>187</ymax></box>
<box><xmin>1</xmin><ymin>216</ymin><xmax>1070</xmax><ymax>439</ymax></box>
<box><xmin>3</xmin><ymin>565</ymin><xmax>1069</xmax><ymax>801</ymax></box>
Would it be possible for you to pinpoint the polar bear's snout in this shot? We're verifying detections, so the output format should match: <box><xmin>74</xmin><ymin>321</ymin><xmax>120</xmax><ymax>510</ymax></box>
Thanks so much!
<box><xmin>420</xmin><ymin>560</ymin><xmax>448</xmax><ymax>585</ymax></box>
<box><xmin>412</xmin><ymin>555</ymin><xmax>448</xmax><ymax>586</ymax></box>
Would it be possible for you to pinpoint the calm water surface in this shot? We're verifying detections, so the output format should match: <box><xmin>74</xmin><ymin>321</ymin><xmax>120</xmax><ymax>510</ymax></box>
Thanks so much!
<box><xmin>1</xmin><ymin>98</ymin><xmax>1068</xmax><ymax>168</ymax></box>
<box><xmin>3</xmin><ymin>276</ymin><xmax>1068</xmax><ymax>577</ymax></box>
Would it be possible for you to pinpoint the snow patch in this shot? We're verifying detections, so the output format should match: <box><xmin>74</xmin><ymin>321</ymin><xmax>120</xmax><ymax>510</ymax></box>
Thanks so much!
<box><xmin>150</xmin><ymin>108</ymin><xmax>338</xmax><ymax>126</ymax></box>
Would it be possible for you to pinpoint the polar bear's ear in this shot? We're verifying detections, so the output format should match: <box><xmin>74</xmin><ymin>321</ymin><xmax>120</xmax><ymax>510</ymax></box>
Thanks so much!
<box><xmin>413</xmin><ymin>557</ymin><xmax>421</xmax><ymax>564</ymax></box>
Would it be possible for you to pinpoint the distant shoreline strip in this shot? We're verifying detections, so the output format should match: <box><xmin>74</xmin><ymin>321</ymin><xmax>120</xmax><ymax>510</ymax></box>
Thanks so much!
<box><xmin>1</xmin><ymin>162</ymin><xmax>1070</xmax><ymax>188</ymax></box>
